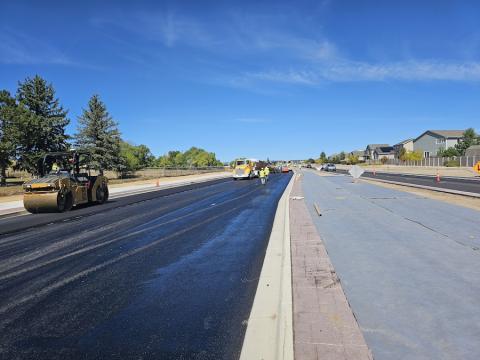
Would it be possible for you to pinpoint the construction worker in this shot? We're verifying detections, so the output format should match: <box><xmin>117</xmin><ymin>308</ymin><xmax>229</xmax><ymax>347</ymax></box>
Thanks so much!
<box><xmin>259</xmin><ymin>168</ymin><xmax>266</xmax><ymax>185</ymax></box>
<box><xmin>51</xmin><ymin>162</ymin><xmax>59</xmax><ymax>173</ymax></box>
<box><xmin>264</xmin><ymin>166</ymin><xmax>270</xmax><ymax>181</ymax></box>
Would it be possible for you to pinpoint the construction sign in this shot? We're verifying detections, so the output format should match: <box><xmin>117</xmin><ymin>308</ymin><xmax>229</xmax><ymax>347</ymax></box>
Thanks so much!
<box><xmin>474</xmin><ymin>161</ymin><xmax>480</xmax><ymax>174</ymax></box>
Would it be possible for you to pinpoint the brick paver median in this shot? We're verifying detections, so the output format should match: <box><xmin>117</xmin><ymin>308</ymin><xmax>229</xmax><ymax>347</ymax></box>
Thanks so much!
<box><xmin>290</xmin><ymin>174</ymin><xmax>372</xmax><ymax>360</ymax></box>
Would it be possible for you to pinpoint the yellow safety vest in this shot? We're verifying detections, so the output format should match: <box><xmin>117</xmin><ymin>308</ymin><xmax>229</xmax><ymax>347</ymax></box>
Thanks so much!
<box><xmin>259</xmin><ymin>170</ymin><xmax>265</xmax><ymax>178</ymax></box>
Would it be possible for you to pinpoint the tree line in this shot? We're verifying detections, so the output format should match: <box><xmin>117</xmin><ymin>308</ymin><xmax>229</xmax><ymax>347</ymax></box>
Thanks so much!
<box><xmin>0</xmin><ymin>75</ymin><xmax>222</xmax><ymax>186</ymax></box>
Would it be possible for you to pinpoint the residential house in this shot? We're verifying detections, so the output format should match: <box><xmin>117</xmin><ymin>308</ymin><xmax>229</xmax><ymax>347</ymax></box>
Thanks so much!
<box><xmin>413</xmin><ymin>130</ymin><xmax>464</xmax><ymax>158</ymax></box>
<box><xmin>349</xmin><ymin>150</ymin><xmax>365</xmax><ymax>162</ymax></box>
<box><xmin>364</xmin><ymin>144</ymin><xmax>389</xmax><ymax>160</ymax></box>
<box><xmin>393</xmin><ymin>139</ymin><xmax>414</xmax><ymax>159</ymax></box>
<box><xmin>373</xmin><ymin>146</ymin><xmax>395</xmax><ymax>160</ymax></box>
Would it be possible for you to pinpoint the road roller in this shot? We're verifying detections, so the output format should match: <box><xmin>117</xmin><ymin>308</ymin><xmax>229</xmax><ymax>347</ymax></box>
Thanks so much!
<box><xmin>23</xmin><ymin>151</ymin><xmax>109</xmax><ymax>213</ymax></box>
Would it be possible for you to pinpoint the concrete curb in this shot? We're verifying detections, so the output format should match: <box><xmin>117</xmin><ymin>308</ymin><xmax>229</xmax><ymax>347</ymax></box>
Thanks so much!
<box><xmin>240</xmin><ymin>174</ymin><xmax>295</xmax><ymax>360</ymax></box>
<box><xmin>361</xmin><ymin>177</ymin><xmax>480</xmax><ymax>198</ymax></box>
<box><xmin>0</xmin><ymin>209</ymin><xmax>27</xmax><ymax>219</ymax></box>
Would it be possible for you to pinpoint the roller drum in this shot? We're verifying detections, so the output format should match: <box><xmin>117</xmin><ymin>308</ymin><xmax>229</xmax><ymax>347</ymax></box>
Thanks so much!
<box><xmin>23</xmin><ymin>192</ymin><xmax>67</xmax><ymax>213</ymax></box>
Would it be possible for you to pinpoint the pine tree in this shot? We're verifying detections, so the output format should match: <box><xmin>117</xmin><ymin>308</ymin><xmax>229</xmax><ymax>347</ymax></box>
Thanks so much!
<box><xmin>0</xmin><ymin>90</ymin><xmax>19</xmax><ymax>186</ymax></box>
<box><xmin>15</xmin><ymin>75</ymin><xmax>70</xmax><ymax>173</ymax></box>
<box><xmin>75</xmin><ymin>95</ymin><xmax>122</xmax><ymax>173</ymax></box>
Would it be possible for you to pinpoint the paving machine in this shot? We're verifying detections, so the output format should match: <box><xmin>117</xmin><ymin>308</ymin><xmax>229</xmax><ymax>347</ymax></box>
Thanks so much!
<box><xmin>23</xmin><ymin>151</ymin><xmax>109</xmax><ymax>213</ymax></box>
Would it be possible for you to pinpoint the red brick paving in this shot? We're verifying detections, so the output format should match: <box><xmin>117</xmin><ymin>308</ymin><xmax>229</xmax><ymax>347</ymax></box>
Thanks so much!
<box><xmin>290</xmin><ymin>175</ymin><xmax>372</xmax><ymax>360</ymax></box>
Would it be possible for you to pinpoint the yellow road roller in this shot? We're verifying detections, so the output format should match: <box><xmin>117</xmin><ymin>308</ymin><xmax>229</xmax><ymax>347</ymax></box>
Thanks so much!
<box><xmin>23</xmin><ymin>151</ymin><xmax>109</xmax><ymax>213</ymax></box>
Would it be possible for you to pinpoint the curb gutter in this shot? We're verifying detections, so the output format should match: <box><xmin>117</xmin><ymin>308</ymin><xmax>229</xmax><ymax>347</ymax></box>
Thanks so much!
<box><xmin>240</xmin><ymin>174</ymin><xmax>295</xmax><ymax>360</ymax></box>
<box><xmin>0</xmin><ymin>209</ymin><xmax>27</xmax><ymax>219</ymax></box>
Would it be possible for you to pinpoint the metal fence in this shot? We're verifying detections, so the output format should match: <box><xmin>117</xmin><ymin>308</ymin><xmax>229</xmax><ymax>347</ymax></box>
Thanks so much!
<box><xmin>366</xmin><ymin>156</ymin><xmax>479</xmax><ymax>167</ymax></box>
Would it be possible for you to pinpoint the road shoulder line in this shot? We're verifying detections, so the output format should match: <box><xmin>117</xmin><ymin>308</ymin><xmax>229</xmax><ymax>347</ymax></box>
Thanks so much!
<box><xmin>240</xmin><ymin>174</ymin><xmax>295</xmax><ymax>360</ymax></box>
<box><xmin>290</xmin><ymin>173</ymin><xmax>373</xmax><ymax>359</ymax></box>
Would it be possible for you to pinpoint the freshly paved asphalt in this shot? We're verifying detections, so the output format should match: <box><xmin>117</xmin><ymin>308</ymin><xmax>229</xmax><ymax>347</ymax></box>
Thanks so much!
<box><xmin>337</xmin><ymin>168</ymin><xmax>480</xmax><ymax>194</ymax></box>
<box><xmin>0</xmin><ymin>173</ymin><xmax>291</xmax><ymax>360</ymax></box>
<box><xmin>301</xmin><ymin>170</ymin><xmax>480</xmax><ymax>360</ymax></box>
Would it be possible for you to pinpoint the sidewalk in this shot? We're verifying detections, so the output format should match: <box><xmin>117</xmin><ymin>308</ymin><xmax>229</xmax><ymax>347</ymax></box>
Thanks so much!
<box><xmin>289</xmin><ymin>174</ymin><xmax>372</xmax><ymax>360</ymax></box>
<box><xmin>300</xmin><ymin>171</ymin><xmax>480</xmax><ymax>359</ymax></box>
<box><xmin>0</xmin><ymin>172</ymin><xmax>230</xmax><ymax>217</ymax></box>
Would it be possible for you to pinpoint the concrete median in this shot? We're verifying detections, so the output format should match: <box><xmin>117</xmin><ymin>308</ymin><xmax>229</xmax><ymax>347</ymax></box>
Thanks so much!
<box><xmin>240</xmin><ymin>173</ymin><xmax>295</xmax><ymax>360</ymax></box>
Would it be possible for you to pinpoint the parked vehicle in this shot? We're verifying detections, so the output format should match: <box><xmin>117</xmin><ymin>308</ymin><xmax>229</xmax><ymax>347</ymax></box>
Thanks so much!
<box><xmin>325</xmin><ymin>163</ymin><xmax>336</xmax><ymax>172</ymax></box>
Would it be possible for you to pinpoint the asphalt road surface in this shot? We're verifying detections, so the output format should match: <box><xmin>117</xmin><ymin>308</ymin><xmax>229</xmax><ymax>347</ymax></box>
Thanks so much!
<box><xmin>336</xmin><ymin>168</ymin><xmax>480</xmax><ymax>194</ymax></box>
<box><xmin>0</xmin><ymin>173</ymin><xmax>291</xmax><ymax>360</ymax></box>
<box><xmin>301</xmin><ymin>171</ymin><xmax>480</xmax><ymax>360</ymax></box>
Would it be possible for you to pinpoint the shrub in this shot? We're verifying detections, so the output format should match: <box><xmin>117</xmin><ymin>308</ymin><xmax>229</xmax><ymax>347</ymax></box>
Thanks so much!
<box><xmin>444</xmin><ymin>159</ymin><xmax>460</xmax><ymax>167</ymax></box>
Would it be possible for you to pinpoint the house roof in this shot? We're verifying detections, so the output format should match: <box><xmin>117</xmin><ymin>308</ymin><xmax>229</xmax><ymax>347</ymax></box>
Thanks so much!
<box><xmin>430</xmin><ymin>130</ymin><xmax>465</xmax><ymax>138</ymax></box>
<box><xmin>394</xmin><ymin>138</ymin><xmax>413</xmax><ymax>146</ymax></box>
<box><xmin>366</xmin><ymin>144</ymin><xmax>389</xmax><ymax>150</ymax></box>
<box><xmin>350</xmin><ymin>150</ymin><xmax>364</xmax><ymax>157</ymax></box>
<box><xmin>415</xmin><ymin>130</ymin><xmax>465</xmax><ymax>141</ymax></box>
<box><xmin>374</xmin><ymin>146</ymin><xmax>395</xmax><ymax>154</ymax></box>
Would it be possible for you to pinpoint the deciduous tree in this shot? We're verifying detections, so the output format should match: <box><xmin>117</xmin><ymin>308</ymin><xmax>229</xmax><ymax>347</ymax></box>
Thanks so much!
<box><xmin>455</xmin><ymin>128</ymin><xmax>478</xmax><ymax>155</ymax></box>
<box><xmin>120</xmin><ymin>141</ymin><xmax>155</xmax><ymax>172</ymax></box>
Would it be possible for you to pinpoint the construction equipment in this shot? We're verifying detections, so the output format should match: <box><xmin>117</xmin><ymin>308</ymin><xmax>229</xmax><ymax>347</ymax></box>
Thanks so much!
<box><xmin>233</xmin><ymin>158</ymin><xmax>255</xmax><ymax>180</ymax></box>
<box><xmin>23</xmin><ymin>151</ymin><xmax>109</xmax><ymax>213</ymax></box>
<box><xmin>233</xmin><ymin>158</ymin><xmax>269</xmax><ymax>180</ymax></box>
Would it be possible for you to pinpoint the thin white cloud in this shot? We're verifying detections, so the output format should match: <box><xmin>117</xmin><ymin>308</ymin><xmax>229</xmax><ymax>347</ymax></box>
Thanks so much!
<box><xmin>91</xmin><ymin>8</ymin><xmax>480</xmax><ymax>85</ymax></box>
<box><xmin>0</xmin><ymin>29</ymin><xmax>73</xmax><ymax>65</ymax></box>
<box><xmin>234</xmin><ymin>118</ymin><xmax>271</xmax><ymax>123</ymax></box>
<box><xmin>92</xmin><ymin>11</ymin><xmax>216</xmax><ymax>49</ymax></box>
<box><xmin>242</xmin><ymin>70</ymin><xmax>318</xmax><ymax>85</ymax></box>
<box><xmin>239</xmin><ymin>60</ymin><xmax>480</xmax><ymax>85</ymax></box>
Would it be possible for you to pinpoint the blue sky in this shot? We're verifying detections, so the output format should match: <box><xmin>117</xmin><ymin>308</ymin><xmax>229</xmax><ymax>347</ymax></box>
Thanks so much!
<box><xmin>1</xmin><ymin>0</ymin><xmax>479</xmax><ymax>161</ymax></box>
